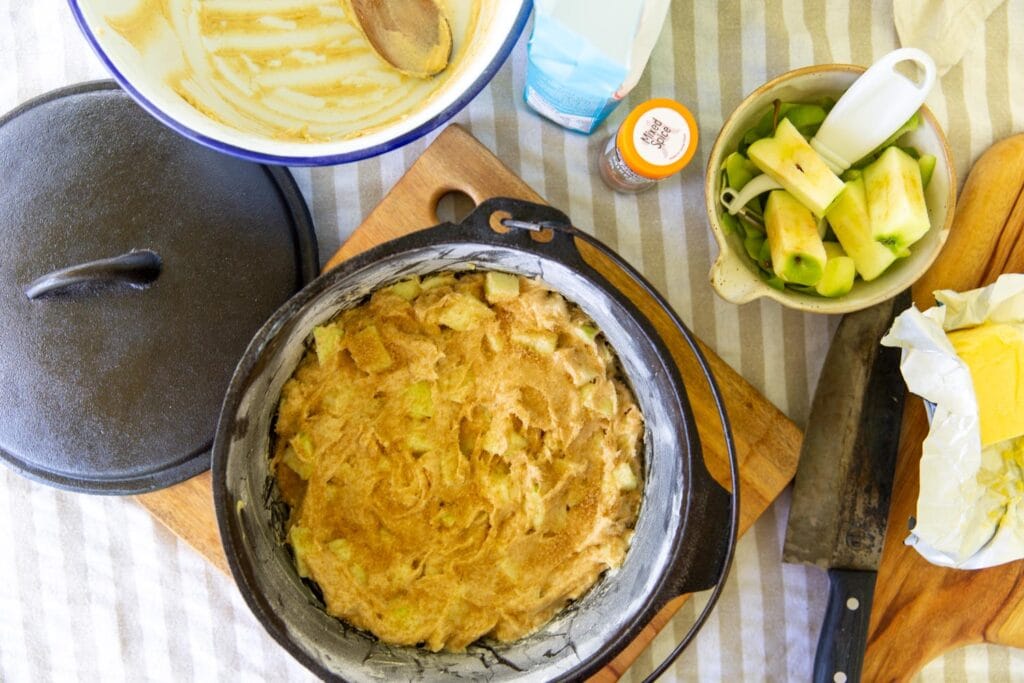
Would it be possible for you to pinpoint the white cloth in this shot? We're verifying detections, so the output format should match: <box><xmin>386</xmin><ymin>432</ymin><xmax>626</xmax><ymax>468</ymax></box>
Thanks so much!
<box><xmin>2</xmin><ymin>0</ymin><xmax>1024</xmax><ymax>680</ymax></box>
<box><xmin>895</xmin><ymin>0</ymin><xmax>1008</xmax><ymax>75</ymax></box>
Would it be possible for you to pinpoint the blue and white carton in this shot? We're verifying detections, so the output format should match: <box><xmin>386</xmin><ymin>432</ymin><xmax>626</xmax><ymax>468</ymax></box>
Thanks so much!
<box><xmin>524</xmin><ymin>0</ymin><xmax>671</xmax><ymax>134</ymax></box>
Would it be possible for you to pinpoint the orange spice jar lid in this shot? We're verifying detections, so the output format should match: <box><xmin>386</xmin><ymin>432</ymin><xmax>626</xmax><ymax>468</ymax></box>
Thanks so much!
<box><xmin>615</xmin><ymin>98</ymin><xmax>699</xmax><ymax>180</ymax></box>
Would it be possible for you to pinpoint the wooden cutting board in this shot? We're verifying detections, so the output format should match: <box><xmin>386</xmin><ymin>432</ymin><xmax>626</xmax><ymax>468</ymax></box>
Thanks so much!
<box><xmin>136</xmin><ymin>124</ymin><xmax>802</xmax><ymax>679</ymax></box>
<box><xmin>864</xmin><ymin>134</ymin><xmax>1024</xmax><ymax>681</ymax></box>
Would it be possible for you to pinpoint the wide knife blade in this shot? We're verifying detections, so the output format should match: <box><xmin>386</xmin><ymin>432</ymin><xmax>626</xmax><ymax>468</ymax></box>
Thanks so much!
<box><xmin>783</xmin><ymin>291</ymin><xmax>910</xmax><ymax>683</ymax></box>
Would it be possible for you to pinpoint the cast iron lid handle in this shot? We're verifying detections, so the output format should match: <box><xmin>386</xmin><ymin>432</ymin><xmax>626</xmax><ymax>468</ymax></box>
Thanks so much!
<box><xmin>24</xmin><ymin>249</ymin><xmax>162</xmax><ymax>300</ymax></box>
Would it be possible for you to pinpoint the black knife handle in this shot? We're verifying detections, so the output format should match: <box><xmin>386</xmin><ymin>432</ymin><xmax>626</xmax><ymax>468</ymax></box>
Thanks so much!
<box><xmin>814</xmin><ymin>569</ymin><xmax>877</xmax><ymax>683</ymax></box>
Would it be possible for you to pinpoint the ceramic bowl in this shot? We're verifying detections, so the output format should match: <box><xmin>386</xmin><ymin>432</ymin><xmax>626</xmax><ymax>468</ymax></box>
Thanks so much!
<box><xmin>705</xmin><ymin>64</ymin><xmax>956</xmax><ymax>314</ymax></box>
<box><xmin>68</xmin><ymin>0</ymin><xmax>531</xmax><ymax>166</ymax></box>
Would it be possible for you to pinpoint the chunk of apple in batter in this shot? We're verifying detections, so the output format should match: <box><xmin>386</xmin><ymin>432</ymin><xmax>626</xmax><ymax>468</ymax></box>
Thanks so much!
<box><xmin>511</xmin><ymin>329</ymin><xmax>558</xmax><ymax>355</ymax></box>
<box><xmin>288</xmin><ymin>525</ymin><xmax>315</xmax><ymax>578</ymax></box>
<box><xmin>283</xmin><ymin>432</ymin><xmax>315</xmax><ymax>480</ymax></box>
<box><xmin>313</xmin><ymin>324</ymin><xmax>344</xmax><ymax>365</ymax></box>
<box><xmin>614</xmin><ymin>462</ymin><xmax>638</xmax><ymax>491</ymax></box>
<box><xmin>282</xmin><ymin>446</ymin><xmax>313</xmax><ymax>480</ymax></box>
<box><xmin>328</xmin><ymin>538</ymin><xmax>352</xmax><ymax>562</ymax></box>
<box><xmin>438</xmin><ymin>293</ymin><xmax>496</xmax><ymax>331</ymax></box>
<box><xmin>386</xmin><ymin>277</ymin><xmax>421</xmax><ymax>301</ymax></box>
<box><xmin>581</xmin><ymin>381</ymin><xmax>617</xmax><ymax>417</ymax></box>
<box><xmin>573</xmin><ymin>323</ymin><xmax>600</xmax><ymax>344</ymax></box>
<box><xmin>403</xmin><ymin>381</ymin><xmax>434</xmax><ymax>418</ymax></box>
<box><xmin>484</xmin><ymin>272</ymin><xmax>520</xmax><ymax>304</ymax></box>
<box><xmin>407</xmin><ymin>429</ymin><xmax>435</xmax><ymax>454</ymax></box>
<box><xmin>347</xmin><ymin>325</ymin><xmax>393</xmax><ymax>372</ymax></box>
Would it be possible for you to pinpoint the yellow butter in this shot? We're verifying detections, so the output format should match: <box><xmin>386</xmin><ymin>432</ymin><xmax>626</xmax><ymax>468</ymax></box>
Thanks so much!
<box><xmin>947</xmin><ymin>323</ymin><xmax>1024</xmax><ymax>447</ymax></box>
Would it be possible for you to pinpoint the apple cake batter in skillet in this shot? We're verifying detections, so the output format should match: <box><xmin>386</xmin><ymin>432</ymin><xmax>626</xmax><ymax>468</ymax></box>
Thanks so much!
<box><xmin>271</xmin><ymin>271</ymin><xmax>643</xmax><ymax>651</ymax></box>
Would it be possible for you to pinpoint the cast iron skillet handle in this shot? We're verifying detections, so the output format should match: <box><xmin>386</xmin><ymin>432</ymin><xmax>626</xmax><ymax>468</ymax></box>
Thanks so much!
<box><xmin>665</xmin><ymin>449</ymin><xmax>734</xmax><ymax>594</ymax></box>
<box><xmin>813</xmin><ymin>569</ymin><xmax>877</xmax><ymax>683</ymax></box>
<box><xmin>24</xmin><ymin>249</ymin><xmax>162</xmax><ymax>300</ymax></box>
<box><xmin>451</xmin><ymin>197</ymin><xmax>591</xmax><ymax>269</ymax></box>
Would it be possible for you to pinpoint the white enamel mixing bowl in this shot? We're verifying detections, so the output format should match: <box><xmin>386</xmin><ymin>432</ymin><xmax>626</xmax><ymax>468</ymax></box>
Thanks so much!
<box><xmin>69</xmin><ymin>0</ymin><xmax>531</xmax><ymax>165</ymax></box>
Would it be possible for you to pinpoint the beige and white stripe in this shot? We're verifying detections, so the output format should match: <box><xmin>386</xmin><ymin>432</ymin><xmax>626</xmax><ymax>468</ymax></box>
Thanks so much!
<box><xmin>1</xmin><ymin>0</ymin><xmax>1023</xmax><ymax>680</ymax></box>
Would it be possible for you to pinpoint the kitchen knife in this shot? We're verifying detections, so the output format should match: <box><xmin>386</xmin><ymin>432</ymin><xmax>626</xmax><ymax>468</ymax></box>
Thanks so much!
<box><xmin>783</xmin><ymin>291</ymin><xmax>910</xmax><ymax>683</ymax></box>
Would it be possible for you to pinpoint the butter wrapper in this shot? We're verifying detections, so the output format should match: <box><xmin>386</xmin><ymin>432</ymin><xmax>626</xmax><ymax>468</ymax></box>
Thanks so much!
<box><xmin>881</xmin><ymin>274</ymin><xmax>1024</xmax><ymax>569</ymax></box>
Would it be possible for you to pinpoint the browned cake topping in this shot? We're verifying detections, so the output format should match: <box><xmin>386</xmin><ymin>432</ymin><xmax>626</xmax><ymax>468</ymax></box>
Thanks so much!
<box><xmin>273</xmin><ymin>272</ymin><xmax>643</xmax><ymax>651</ymax></box>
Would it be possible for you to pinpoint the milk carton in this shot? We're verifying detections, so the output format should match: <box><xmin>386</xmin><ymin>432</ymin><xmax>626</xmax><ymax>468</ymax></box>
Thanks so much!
<box><xmin>523</xmin><ymin>0</ymin><xmax>671</xmax><ymax>134</ymax></box>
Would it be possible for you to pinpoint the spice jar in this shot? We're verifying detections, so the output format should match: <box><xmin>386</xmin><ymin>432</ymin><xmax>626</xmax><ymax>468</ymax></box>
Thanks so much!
<box><xmin>598</xmin><ymin>98</ymin><xmax>699</xmax><ymax>193</ymax></box>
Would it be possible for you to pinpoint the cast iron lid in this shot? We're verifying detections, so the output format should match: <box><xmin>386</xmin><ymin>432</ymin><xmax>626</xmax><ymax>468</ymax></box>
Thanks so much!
<box><xmin>0</xmin><ymin>81</ymin><xmax>318</xmax><ymax>495</ymax></box>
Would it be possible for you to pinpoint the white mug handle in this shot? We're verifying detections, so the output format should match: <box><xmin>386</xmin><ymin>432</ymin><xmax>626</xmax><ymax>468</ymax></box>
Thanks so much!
<box><xmin>811</xmin><ymin>48</ymin><xmax>937</xmax><ymax>173</ymax></box>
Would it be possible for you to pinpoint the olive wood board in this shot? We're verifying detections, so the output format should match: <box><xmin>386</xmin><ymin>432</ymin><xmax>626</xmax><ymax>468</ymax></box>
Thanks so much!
<box><xmin>860</xmin><ymin>134</ymin><xmax>1024</xmax><ymax>681</ymax></box>
<box><xmin>135</xmin><ymin>124</ymin><xmax>802</xmax><ymax>680</ymax></box>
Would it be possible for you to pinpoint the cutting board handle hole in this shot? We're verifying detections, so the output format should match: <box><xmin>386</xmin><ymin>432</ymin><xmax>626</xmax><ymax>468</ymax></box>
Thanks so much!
<box><xmin>434</xmin><ymin>189</ymin><xmax>476</xmax><ymax>224</ymax></box>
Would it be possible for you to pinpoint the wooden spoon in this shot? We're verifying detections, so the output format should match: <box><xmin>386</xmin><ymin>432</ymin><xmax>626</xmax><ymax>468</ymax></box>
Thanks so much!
<box><xmin>348</xmin><ymin>0</ymin><xmax>453</xmax><ymax>78</ymax></box>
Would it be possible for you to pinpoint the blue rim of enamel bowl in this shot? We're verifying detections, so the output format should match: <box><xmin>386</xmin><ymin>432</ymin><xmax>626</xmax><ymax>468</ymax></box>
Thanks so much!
<box><xmin>66</xmin><ymin>0</ymin><xmax>533</xmax><ymax>166</ymax></box>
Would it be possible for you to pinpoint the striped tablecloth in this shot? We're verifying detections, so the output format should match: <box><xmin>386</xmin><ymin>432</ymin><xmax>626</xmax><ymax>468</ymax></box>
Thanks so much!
<box><xmin>2</xmin><ymin>1</ymin><xmax>1023</xmax><ymax>680</ymax></box>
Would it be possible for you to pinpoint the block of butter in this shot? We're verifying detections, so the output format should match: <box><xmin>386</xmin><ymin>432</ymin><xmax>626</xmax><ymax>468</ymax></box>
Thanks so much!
<box><xmin>947</xmin><ymin>322</ymin><xmax>1024</xmax><ymax>448</ymax></box>
<box><xmin>882</xmin><ymin>273</ymin><xmax>1024</xmax><ymax>569</ymax></box>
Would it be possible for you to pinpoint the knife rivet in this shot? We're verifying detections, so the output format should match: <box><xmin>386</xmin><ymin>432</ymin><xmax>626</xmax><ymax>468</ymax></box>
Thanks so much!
<box><xmin>846</xmin><ymin>597</ymin><xmax>860</xmax><ymax>611</ymax></box>
<box><xmin>834</xmin><ymin>673</ymin><xmax>848</xmax><ymax>683</ymax></box>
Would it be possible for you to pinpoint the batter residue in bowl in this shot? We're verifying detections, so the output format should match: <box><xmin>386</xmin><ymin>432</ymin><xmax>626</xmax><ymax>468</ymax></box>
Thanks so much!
<box><xmin>272</xmin><ymin>272</ymin><xmax>643</xmax><ymax>651</ymax></box>
<box><xmin>106</xmin><ymin>0</ymin><xmax>479</xmax><ymax>142</ymax></box>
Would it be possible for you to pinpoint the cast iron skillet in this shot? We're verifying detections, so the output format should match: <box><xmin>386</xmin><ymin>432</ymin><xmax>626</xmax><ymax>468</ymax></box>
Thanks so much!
<box><xmin>213</xmin><ymin>198</ymin><xmax>738</xmax><ymax>681</ymax></box>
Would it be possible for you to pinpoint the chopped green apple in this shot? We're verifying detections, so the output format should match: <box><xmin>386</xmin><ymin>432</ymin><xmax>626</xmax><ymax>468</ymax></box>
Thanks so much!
<box><xmin>719</xmin><ymin>210</ymin><xmax>742</xmax><ymax>236</ymax></box>
<box><xmin>724</xmin><ymin>151</ymin><xmax>761</xmax><ymax>191</ymax></box>
<box><xmin>387</xmin><ymin>277</ymin><xmax>421</xmax><ymax>301</ymax></box>
<box><xmin>763</xmin><ymin>190</ymin><xmax>827</xmax><ymax>286</ymax></box>
<box><xmin>281</xmin><ymin>446</ymin><xmax>313</xmax><ymax>480</ymax></box>
<box><xmin>573</xmin><ymin>323</ymin><xmax>600</xmax><ymax>345</ymax></box>
<box><xmin>864</xmin><ymin>146</ymin><xmax>930</xmax><ymax>253</ymax></box>
<box><xmin>313</xmin><ymin>324</ymin><xmax>344</xmax><ymax>365</ymax></box>
<box><xmin>918</xmin><ymin>154</ymin><xmax>937</xmax><ymax>190</ymax></box>
<box><xmin>506</xmin><ymin>431</ymin><xmax>528</xmax><ymax>454</ymax></box>
<box><xmin>744</xmin><ymin>233</ymin><xmax>765</xmax><ymax>262</ymax></box>
<box><xmin>438</xmin><ymin>293</ymin><xmax>496</xmax><ymax>331</ymax></box>
<box><xmin>826</xmin><ymin>178</ymin><xmax>898</xmax><ymax>281</ymax></box>
<box><xmin>403</xmin><ymin>381</ymin><xmax>434</xmax><ymax>419</ymax></box>
<box><xmin>511</xmin><ymin>329</ymin><xmax>558</xmax><ymax>355</ymax></box>
<box><xmin>613</xmin><ymin>462</ymin><xmax>638</xmax><ymax>492</ymax></box>
<box><xmin>328</xmin><ymin>538</ymin><xmax>352</xmax><ymax>562</ymax></box>
<box><xmin>815</xmin><ymin>242</ymin><xmax>857</xmax><ymax>298</ymax></box>
<box><xmin>484</xmin><ymin>272</ymin><xmax>520</xmax><ymax>304</ymax></box>
<box><xmin>581</xmin><ymin>381</ymin><xmax>617</xmax><ymax>417</ymax></box>
<box><xmin>481</xmin><ymin>422</ymin><xmax>507</xmax><ymax>454</ymax></box>
<box><xmin>290</xmin><ymin>432</ymin><xmax>314</xmax><ymax>463</ymax></box>
<box><xmin>407</xmin><ymin>429</ymin><xmax>434</xmax><ymax>454</ymax></box>
<box><xmin>748</xmin><ymin>118</ymin><xmax>845</xmax><ymax>217</ymax></box>
<box><xmin>288</xmin><ymin>525</ymin><xmax>315</xmax><ymax>578</ymax></box>
<box><xmin>757</xmin><ymin>238</ymin><xmax>773</xmax><ymax>271</ymax></box>
<box><xmin>350</xmin><ymin>564</ymin><xmax>367</xmax><ymax>584</ymax></box>
<box><xmin>782</xmin><ymin>103</ymin><xmax>828</xmax><ymax>135</ymax></box>
<box><xmin>485</xmin><ymin>329</ymin><xmax>505</xmax><ymax>352</ymax></box>
<box><xmin>872</xmin><ymin>111</ymin><xmax>921</xmax><ymax>156</ymax></box>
